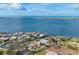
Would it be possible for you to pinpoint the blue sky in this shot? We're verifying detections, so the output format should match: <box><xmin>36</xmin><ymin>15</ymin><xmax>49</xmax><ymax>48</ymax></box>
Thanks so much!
<box><xmin>0</xmin><ymin>3</ymin><xmax>79</xmax><ymax>16</ymax></box>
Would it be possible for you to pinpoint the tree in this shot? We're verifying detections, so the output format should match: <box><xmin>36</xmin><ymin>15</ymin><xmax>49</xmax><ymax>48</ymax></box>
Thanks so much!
<box><xmin>0</xmin><ymin>40</ymin><xmax>3</xmax><ymax>44</ymax></box>
<box><xmin>0</xmin><ymin>50</ymin><xmax>4</xmax><ymax>55</ymax></box>
<box><xmin>60</xmin><ymin>38</ymin><xmax>67</xmax><ymax>42</ymax></box>
<box><xmin>6</xmin><ymin>49</ymin><xmax>15</xmax><ymax>55</ymax></box>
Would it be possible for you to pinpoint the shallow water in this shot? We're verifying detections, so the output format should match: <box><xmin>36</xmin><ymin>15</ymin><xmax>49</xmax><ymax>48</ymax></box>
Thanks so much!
<box><xmin>0</xmin><ymin>18</ymin><xmax>79</xmax><ymax>37</ymax></box>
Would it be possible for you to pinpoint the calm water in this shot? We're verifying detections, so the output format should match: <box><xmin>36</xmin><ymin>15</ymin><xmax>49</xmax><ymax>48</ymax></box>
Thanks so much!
<box><xmin>0</xmin><ymin>18</ymin><xmax>79</xmax><ymax>37</ymax></box>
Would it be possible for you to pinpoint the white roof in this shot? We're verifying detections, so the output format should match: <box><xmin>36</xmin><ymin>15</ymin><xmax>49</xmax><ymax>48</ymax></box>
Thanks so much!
<box><xmin>39</xmin><ymin>39</ymin><xmax>48</xmax><ymax>43</ymax></box>
<box><xmin>25</xmin><ymin>36</ymin><xmax>31</xmax><ymax>39</ymax></box>
<box><xmin>39</xmin><ymin>34</ymin><xmax>44</xmax><ymax>37</ymax></box>
<box><xmin>11</xmin><ymin>36</ymin><xmax>17</xmax><ymax>39</ymax></box>
<box><xmin>0</xmin><ymin>37</ymin><xmax>9</xmax><ymax>40</ymax></box>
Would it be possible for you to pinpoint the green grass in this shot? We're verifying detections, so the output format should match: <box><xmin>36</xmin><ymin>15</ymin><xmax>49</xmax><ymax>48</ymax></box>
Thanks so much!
<box><xmin>34</xmin><ymin>50</ymin><xmax>46</xmax><ymax>55</ymax></box>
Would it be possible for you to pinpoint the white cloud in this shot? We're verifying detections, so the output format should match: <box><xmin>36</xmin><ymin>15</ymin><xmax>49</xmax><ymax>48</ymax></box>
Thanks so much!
<box><xmin>9</xmin><ymin>3</ymin><xmax>21</xmax><ymax>9</ymax></box>
<box><xmin>0</xmin><ymin>3</ymin><xmax>79</xmax><ymax>16</ymax></box>
<box><xmin>0</xmin><ymin>3</ymin><xmax>22</xmax><ymax>10</ymax></box>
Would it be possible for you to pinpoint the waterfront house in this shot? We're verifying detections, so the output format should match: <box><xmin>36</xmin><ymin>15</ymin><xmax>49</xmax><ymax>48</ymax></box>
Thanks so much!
<box><xmin>39</xmin><ymin>34</ymin><xmax>45</xmax><ymax>38</ymax></box>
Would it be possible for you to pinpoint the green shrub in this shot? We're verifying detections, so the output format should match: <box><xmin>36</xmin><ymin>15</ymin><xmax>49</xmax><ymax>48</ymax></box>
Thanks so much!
<box><xmin>6</xmin><ymin>49</ymin><xmax>15</xmax><ymax>55</ymax></box>
<box><xmin>0</xmin><ymin>50</ymin><xmax>4</xmax><ymax>55</ymax></box>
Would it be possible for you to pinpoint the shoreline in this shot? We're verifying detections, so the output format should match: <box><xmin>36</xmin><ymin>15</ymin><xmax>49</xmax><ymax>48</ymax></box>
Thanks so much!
<box><xmin>1</xmin><ymin>16</ymin><xmax>79</xmax><ymax>20</ymax></box>
<box><xmin>0</xmin><ymin>32</ymin><xmax>78</xmax><ymax>38</ymax></box>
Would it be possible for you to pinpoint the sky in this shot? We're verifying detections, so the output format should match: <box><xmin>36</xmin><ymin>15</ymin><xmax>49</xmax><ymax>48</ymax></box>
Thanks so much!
<box><xmin>0</xmin><ymin>3</ymin><xmax>79</xmax><ymax>16</ymax></box>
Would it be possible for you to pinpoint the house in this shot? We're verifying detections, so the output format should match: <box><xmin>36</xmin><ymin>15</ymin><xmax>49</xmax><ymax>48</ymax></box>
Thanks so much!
<box><xmin>39</xmin><ymin>33</ymin><xmax>48</xmax><ymax>38</ymax></box>
<box><xmin>27</xmin><ymin>44</ymin><xmax>35</xmax><ymax>51</ymax></box>
<box><xmin>32</xmin><ymin>41</ymin><xmax>40</xmax><ymax>47</ymax></box>
<box><xmin>39</xmin><ymin>34</ymin><xmax>45</xmax><ymax>38</ymax></box>
<box><xmin>39</xmin><ymin>39</ymin><xmax>49</xmax><ymax>46</ymax></box>
<box><xmin>27</xmin><ymin>41</ymin><xmax>40</xmax><ymax>51</ymax></box>
<box><xmin>0</xmin><ymin>43</ymin><xmax>9</xmax><ymax>49</ymax></box>
<box><xmin>10</xmin><ymin>36</ymin><xmax>17</xmax><ymax>40</ymax></box>
<box><xmin>25</xmin><ymin>36</ymin><xmax>31</xmax><ymax>39</ymax></box>
<box><xmin>0</xmin><ymin>37</ymin><xmax>9</xmax><ymax>41</ymax></box>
